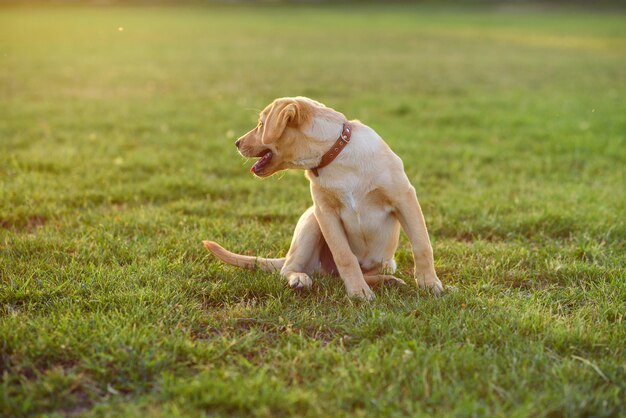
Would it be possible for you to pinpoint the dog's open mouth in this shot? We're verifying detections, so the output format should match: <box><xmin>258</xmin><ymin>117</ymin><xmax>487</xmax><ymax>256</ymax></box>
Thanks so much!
<box><xmin>250</xmin><ymin>149</ymin><xmax>273</xmax><ymax>175</ymax></box>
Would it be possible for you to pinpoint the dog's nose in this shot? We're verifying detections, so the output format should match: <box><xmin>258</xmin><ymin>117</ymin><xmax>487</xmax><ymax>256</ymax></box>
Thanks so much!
<box><xmin>235</xmin><ymin>139</ymin><xmax>241</xmax><ymax>148</ymax></box>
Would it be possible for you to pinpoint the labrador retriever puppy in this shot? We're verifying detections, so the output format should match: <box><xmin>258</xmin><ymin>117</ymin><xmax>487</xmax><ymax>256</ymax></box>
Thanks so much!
<box><xmin>203</xmin><ymin>96</ymin><xmax>443</xmax><ymax>300</ymax></box>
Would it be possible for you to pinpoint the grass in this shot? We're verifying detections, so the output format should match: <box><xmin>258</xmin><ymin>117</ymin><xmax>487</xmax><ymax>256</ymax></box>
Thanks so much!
<box><xmin>1</xmin><ymin>4</ymin><xmax>625</xmax><ymax>417</ymax></box>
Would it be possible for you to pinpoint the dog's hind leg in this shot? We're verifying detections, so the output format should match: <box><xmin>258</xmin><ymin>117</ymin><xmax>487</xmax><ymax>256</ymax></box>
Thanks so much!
<box><xmin>204</xmin><ymin>207</ymin><xmax>323</xmax><ymax>291</ymax></box>
<box><xmin>281</xmin><ymin>207</ymin><xmax>325</xmax><ymax>290</ymax></box>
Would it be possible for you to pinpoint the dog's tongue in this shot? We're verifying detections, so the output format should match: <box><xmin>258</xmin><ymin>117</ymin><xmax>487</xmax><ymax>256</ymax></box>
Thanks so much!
<box><xmin>251</xmin><ymin>150</ymin><xmax>273</xmax><ymax>174</ymax></box>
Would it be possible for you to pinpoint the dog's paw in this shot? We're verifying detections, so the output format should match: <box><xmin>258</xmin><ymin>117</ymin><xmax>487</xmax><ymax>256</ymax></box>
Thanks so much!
<box><xmin>416</xmin><ymin>276</ymin><xmax>444</xmax><ymax>296</ymax></box>
<box><xmin>347</xmin><ymin>285</ymin><xmax>376</xmax><ymax>301</ymax></box>
<box><xmin>382</xmin><ymin>276</ymin><xmax>407</xmax><ymax>287</ymax></box>
<box><xmin>287</xmin><ymin>273</ymin><xmax>312</xmax><ymax>291</ymax></box>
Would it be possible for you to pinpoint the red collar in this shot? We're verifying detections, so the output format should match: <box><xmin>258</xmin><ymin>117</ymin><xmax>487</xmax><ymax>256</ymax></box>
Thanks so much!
<box><xmin>310</xmin><ymin>122</ymin><xmax>353</xmax><ymax>177</ymax></box>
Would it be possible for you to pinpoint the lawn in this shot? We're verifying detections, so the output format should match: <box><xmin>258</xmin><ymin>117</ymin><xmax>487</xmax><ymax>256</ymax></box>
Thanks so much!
<box><xmin>1</xmin><ymin>4</ymin><xmax>625</xmax><ymax>417</ymax></box>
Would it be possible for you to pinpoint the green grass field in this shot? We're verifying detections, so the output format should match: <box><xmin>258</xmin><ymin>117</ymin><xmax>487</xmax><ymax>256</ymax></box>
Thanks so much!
<box><xmin>1</xmin><ymin>4</ymin><xmax>625</xmax><ymax>417</ymax></box>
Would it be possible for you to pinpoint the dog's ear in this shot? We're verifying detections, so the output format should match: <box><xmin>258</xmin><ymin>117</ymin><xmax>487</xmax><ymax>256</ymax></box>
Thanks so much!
<box><xmin>261</xmin><ymin>99</ymin><xmax>307</xmax><ymax>145</ymax></box>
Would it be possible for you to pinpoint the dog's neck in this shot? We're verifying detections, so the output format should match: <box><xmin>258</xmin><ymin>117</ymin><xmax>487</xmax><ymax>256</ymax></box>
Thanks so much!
<box><xmin>292</xmin><ymin>115</ymin><xmax>348</xmax><ymax>173</ymax></box>
<box><xmin>304</xmin><ymin>121</ymin><xmax>382</xmax><ymax>189</ymax></box>
<box><xmin>309</xmin><ymin>122</ymin><xmax>352</xmax><ymax>177</ymax></box>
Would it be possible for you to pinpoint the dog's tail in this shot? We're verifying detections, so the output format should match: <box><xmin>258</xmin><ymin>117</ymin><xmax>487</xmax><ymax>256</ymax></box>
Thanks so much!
<box><xmin>202</xmin><ymin>240</ymin><xmax>285</xmax><ymax>273</ymax></box>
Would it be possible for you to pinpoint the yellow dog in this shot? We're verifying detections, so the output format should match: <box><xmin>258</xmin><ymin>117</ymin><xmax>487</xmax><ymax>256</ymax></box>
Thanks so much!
<box><xmin>204</xmin><ymin>97</ymin><xmax>442</xmax><ymax>300</ymax></box>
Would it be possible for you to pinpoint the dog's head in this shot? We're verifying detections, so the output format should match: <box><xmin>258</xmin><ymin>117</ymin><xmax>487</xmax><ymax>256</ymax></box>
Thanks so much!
<box><xmin>235</xmin><ymin>97</ymin><xmax>343</xmax><ymax>177</ymax></box>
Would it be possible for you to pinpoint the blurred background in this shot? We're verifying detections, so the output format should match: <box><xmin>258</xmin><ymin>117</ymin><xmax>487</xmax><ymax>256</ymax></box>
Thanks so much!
<box><xmin>1</xmin><ymin>0</ymin><xmax>624</xmax><ymax>236</ymax></box>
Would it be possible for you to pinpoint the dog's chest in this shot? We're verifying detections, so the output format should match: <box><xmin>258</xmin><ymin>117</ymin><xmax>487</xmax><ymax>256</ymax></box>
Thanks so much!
<box><xmin>337</xmin><ymin>189</ymin><xmax>395</xmax><ymax>243</ymax></box>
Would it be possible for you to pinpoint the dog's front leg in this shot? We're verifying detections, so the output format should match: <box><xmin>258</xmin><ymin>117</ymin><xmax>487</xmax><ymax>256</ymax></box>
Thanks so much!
<box><xmin>313</xmin><ymin>205</ymin><xmax>375</xmax><ymax>301</ymax></box>
<box><xmin>392</xmin><ymin>185</ymin><xmax>443</xmax><ymax>295</ymax></box>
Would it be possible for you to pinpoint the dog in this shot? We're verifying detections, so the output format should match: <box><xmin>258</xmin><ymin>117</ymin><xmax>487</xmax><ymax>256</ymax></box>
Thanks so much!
<box><xmin>203</xmin><ymin>97</ymin><xmax>443</xmax><ymax>300</ymax></box>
